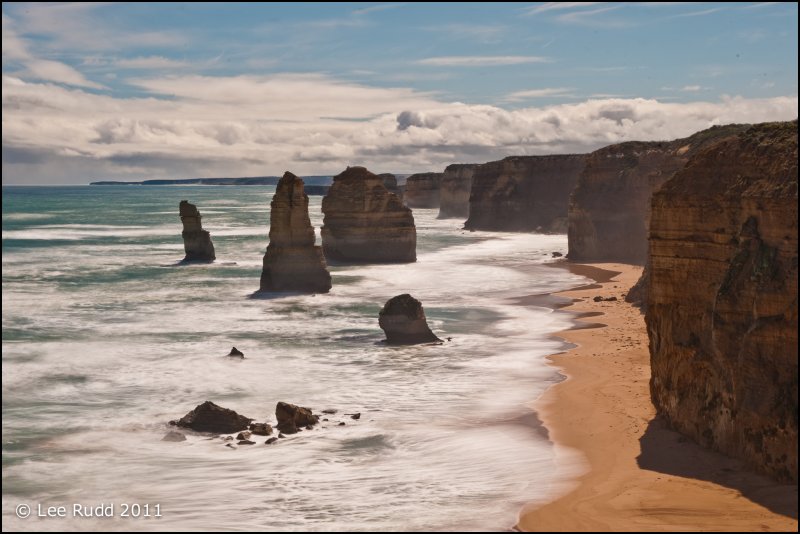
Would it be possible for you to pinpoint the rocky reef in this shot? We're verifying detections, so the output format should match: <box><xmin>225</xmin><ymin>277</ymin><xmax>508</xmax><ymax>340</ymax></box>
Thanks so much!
<box><xmin>260</xmin><ymin>172</ymin><xmax>332</xmax><ymax>293</ymax></box>
<box><xmin>437</xmin><ymin>164</ymin><xmax>478</xmax><ymax>219</ymax></box>
<box><xmin>276</xmin><ymin>401</ymin><xmax>319</xmax><ymax>434</ymax></box>
<box><xmin>568</xmin><ymin>124</ymin><xmax>749</xmax><ymax>264</ymax></box>
<box><xmin>179</xmin><ymin>200</ymin><xmax>216</xmax><ymax>262</ymax></box>
<box><xmin>321</xmin><ymin>166</ymin><xmax>416</xmax><ymax>263</ymax></box>
<box><xmin>379</xmin><ymin>294</ymin><xmax>441</xmax><ymax>345</ymax></box>
<box><xmin>404</xmin><ymin>172</ymin><xmax>442</xmax><ymax>209</ymax></box>
<box><xmin>646</xmin><ymin>121</ymin><xmax>798</xmax><ymax>483</ymax></box>
<box><xmin>464</xmin><ymin>155</ymin><xmax>585</xmax><ymax>232</ymax></box>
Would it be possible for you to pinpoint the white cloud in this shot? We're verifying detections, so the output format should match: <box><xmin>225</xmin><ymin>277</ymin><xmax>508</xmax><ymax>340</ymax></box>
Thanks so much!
<box><xmin>416</xmin><ymin>56</ymin><xmax>551</xmax><ymax>67</ymax></box>
<box><xmin>3</xmin><ymin>73</ymin><xmax>797</xmax><ymax>184</ymax></box>
<box><xmin>670</xmin><ymin>7</ymin><xmax>726</xmax><ymax>18</ymax></box>
<box><xmin>555</xmin><ymin>6</ymin><xmax>628</xmax><ymax>27</ymax></box>
<box><xmin>524</xmin><ymin>2</ymin><xmax>603</xmax><ymax>16</ymax></box>
<box><xmin>503</xmin><ymin>88</ymin><xmax>575</xmax><ymax>101</ymax></box>
<box><xmin>681</xmin><ymin>85</ymin><xmax>705</xmax><ymax>92</ymax></box>
<box><xmin>115</xmin><ymin>56</ymin><xmax>189</xmax><ymax>69</ymax></box>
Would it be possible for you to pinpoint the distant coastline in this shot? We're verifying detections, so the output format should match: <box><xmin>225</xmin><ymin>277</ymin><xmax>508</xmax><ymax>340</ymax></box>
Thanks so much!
<box><xmin>89</xmin><ymin>176</ymin><xmax>332</xmax><ymax>186</ymax></box>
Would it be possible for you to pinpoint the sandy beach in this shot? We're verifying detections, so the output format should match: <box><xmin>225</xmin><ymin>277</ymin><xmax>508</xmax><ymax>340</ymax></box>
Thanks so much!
<box><xmin>517</xmin><ymin>262</ymin><xmax>798</xmax><ymax>532</ymax></box>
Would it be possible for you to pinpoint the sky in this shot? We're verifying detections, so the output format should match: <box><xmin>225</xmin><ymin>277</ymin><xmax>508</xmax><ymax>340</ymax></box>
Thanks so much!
<box><xmin>2</xmin><ymin>2</ymin><xmax>798</xmax><ymax>184</ymax></box>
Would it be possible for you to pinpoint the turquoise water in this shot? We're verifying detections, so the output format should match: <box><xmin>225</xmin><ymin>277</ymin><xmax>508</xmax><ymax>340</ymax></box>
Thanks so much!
<box><xmin>2</xmin><ymin>186</ymin><xmax>586</xmax><ymax>531</ymax></box>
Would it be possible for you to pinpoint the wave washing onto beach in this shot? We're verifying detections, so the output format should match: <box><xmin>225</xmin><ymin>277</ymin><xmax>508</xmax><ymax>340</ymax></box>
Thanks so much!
<box><xmin>2</xmin><ymin>186</ymin><xmax>588</xmax><ymax>531</ymax></box>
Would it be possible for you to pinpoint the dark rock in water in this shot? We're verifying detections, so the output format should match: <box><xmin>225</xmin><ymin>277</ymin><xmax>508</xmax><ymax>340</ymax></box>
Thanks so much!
<box><xmin>305</xmin><ymin>425</ymin><xmax>314</xmax><ymax>430</ymax></box>
<box><xmin>276</xmin><ymin>401</ymin><xmax>319</xmax><ymax>434</ymax></box>
<box><xmin>379</xmin><ymin>294</ymin><xmax>441</xmax><ymax>345</ymax></box>
<box><xmin>278</xmin><ymin>433</ymin><xmax>286</xmax><ymax>439</ymax></box>
<box><xmin>338</xmin><ymin>422</ymin><xmax>346</xmax><ymax>426</ymax></box>
<box><xmin>260</xmin><ymin>172</ymin><xmax>332</xmax><ymax>293</ymax></box>
<box><xmin>179</xmin><ymin>200</ymin><xmax>216</xmax><ymax>262</ymax></box>
<box><xmin>249</xmin><ymin>423</ymin><xmax>273</xmax><ymax>436</ymax></box>
<box><xmin>350</xmin><ymin>413</ymin><xmax>361</xmax><ymax>420</ymax></box>
<box><xmin>322</xmin><ymin>418</ymin><xmax>329</xmax><ymax>422</ymax></box>
<box><xmin>161</xmin><ymin>430</ymin><xmax>186</xmax><ymax>442</ymax></box>
<box><xmin>228</xmin><ymin>347</ymin><xmax>244</xmax><ymax>358</ymax></box>
<box><xmin>321</xmin><ymin>408</ymin><xmax>337</xmax><ymax>415</ymax></box>
<box><xmin>238</xmin><ymin>440</ymin><xmax>256</xmax><ymax>445</ymax></box>
<box><xmin>551</xmin><ymin>251</ymin><xmax>563</xmax><ymax>258</ymax></box>
<box><xmin>175</xmin><ymin>401</ymin><xmax>252</xmax><ymax>433</ymax></box>
<box><xmin>223</xmin><ymin>436</ymin><xmax>234</xmax><ymax>441</ymax></box>
<box><xmin>225</xmin><ymin>443</ymin><xmax>236</xmax><ymax>449</ymax></box>
<box><xmin>236</xmin><ymin>431</ymin><xmax>251</xmax><ymax>440</ymax></box>
<box><xmin>321</xmin><ymin>166</ymin><xmax>416</xmax><ymax>263</ymax></box>
<box><xmin>266</xmin><ymin>437</ymin><xmax>279</xmax><ymax>445</ymax></box>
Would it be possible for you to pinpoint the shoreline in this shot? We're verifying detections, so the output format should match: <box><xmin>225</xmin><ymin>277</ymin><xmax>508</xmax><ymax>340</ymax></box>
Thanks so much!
<box><xmin>516</xmin><ymin>262</ymin><xmax>798</xmax><ymax>532</ymax></box>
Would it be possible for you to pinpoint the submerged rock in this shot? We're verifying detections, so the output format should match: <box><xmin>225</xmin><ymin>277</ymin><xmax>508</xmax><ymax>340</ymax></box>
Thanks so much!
<box><xmin>321</xmin><ymin>166</ymin><xmax>416</xmax><ymax>263</ymax></box>
<box><xmin>265</xmin><ymin>437</ymin><xmax>279</xmax><ymax>445</ymax></box>
<box><xmin>379</xmin><ymin>294</ymin><xmax>441</xmax><ymax>345</ymax></box>
<box><xmin>179</xmin><ymin>200</ymin><xmax>216</xmax><ymax>262</ymax></box>
<box><xmin>260</xmin><ymin>172</ymin><xmax>332</xmax><ymax>293</ymax></box>
<box><xmin>161</xmin><ymin>430</ymin><xmax>186</xmax><ymax>442</ymax></box>
<box><xmin>175</xmin><ymin>401</ymin><xmax>252</xmax><ymax>433</ymax></box>
<box><xmin>275</xmin><ymin>401</ymin><xmax>319</xmax><ymax>434</ymax></box>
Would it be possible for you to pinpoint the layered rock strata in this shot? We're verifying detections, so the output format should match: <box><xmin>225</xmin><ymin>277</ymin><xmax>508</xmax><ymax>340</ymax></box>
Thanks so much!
<box><xmin>404</xmin><ymin>172</ymin><xmax>442</xmax><ymax>208</ymax></box>
<box><xmin>437</xmin><ymin>164</ymin><xmax>478</xmax><ymax>219</ymax></box>
<box><xmin>646</xmin><ymin>121</ymin><xmax>798</xmax><ymax>483</ymax></box>
<box><xmin>179</xmin><ymin>200</ymin><xmax>215</xmax><ymax>262</ymax></box>
<box><xmin>464</xmin><ymin>155</ymin><xmax>585</xmax><ymax>232</ymax></box>
<box><xmin>321</xmin><ymin>167</ymin><xmax>416</xmax><ymax>263</ymax></box>
<box><xmin>260</xmin><ymin>172</ymin><xmax>332</xmax><ymax>293</ymax></box>
<box><xmin>378</xmin><ymin>173</ymin><xmax>402</xmax><ymax>199</ymax></box>
<box><xmin>568</xmin><ymin>124</ymin><xmax>749</xmax><ymax>264</ymax></box>
<box><xmin>379</xmin><ymin>294</ymin><xmax>441</xmax><ymax>345</ymax></box>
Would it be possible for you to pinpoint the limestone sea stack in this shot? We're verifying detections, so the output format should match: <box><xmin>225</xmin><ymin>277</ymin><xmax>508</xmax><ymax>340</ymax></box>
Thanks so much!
<box><xmin>404</xmin><ymin>172</ymin><xmax>443</xmax><ymax>209</ymax></box>
<box><xmin>321</xmin><ymin>167</ymin><xmax>416</xmax><ymax>263</ymax></box>
<box><xmin>437</xmin><ymin>164</ymin><xmax>478</xmax><ymax>219</ymax></box>
<box><xmin>179</xmin><ymin>200</ymin><xmax>215</xmax><ymax>262</ymax></box>
<box><xmin>646</xmin><ymin>121</ymin><xmax>798</xmax><ymax>483</ymax></box>
<box><xmin>379</xmin><ymin>294</ymin><xmax>441</xmax><ymax>345</ymax></box>
<box><xmin>378</xmin><ymin>173</ymin><xmax>402</xmax><ymax>198</ymax></box>
<box><xmin>568</xmin><ymin>124</ymin><xmax>748</xmax><ymax>264</ymax></box>
<box><xmin>463</xmin><ymin>155</ymin><xmax>586</xmax><ymax>232</ymax></box>
<box><xmin>260</xmin><ymin>172</ymin><xmax>332</xmax><ymax>293</ymax></box>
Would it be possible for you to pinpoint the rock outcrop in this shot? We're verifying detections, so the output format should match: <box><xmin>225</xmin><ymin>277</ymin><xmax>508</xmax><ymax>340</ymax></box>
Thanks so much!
<box><xmin>464</xmin><ymin>155</ymin><xmax>585</xmax><ymax>232</ymax></box>
<box><xmin>568</xmin><ymin>124</ymin><xmax>749</xmax><ymax>264</ymax></box>
<box><xmin>646</xmin><ymin>121</ymin><xmax>798</xmax><ymax>483</ymax></box>
<box><xmin>276</xmin><ymin>402</ymin><xmax>319</xmax><ymax>434</ymax></box>
<box><xmin>404</xmin><ymin>172</ymin><xmax>442</xmax><ymax>208</ymax></box>
<box><xmin>437</xmin><ymin>164</ymin><xmax>478</xmax><ymax>219</ymax></box>
<box><xmin>378</xmin><ymin>173</ymin><xmax>402</xmax><ymax>198</ymax></box>
<box><xmin>174</xmin><ymin>401</ymin><xmax>252</xmax><ymax>433</ymax></box>
<box><xmin>260</xmin><ymin>172</ymin><xmax>332</xmax><ymax>293</ymax></box>
<box><xmin>321</xmin><ymin>167</ymin><xmax>416</xmax><ymax>263</ymax></box>
<box><xmin>179</xmin><ymin>200</ymin><xmax>215</xmax><ymax>262</ymax></box>
<box><xmin>379</xmin><ymin>294</ymin><xmax>441</xmax><ymax>345</ymax></box>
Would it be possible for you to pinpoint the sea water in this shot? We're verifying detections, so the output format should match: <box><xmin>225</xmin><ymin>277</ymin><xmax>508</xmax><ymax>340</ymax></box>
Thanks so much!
<box><xmin>2</xmin><ymin>185</ymin><xmax>587</xmax><ymax>531</ymax></box>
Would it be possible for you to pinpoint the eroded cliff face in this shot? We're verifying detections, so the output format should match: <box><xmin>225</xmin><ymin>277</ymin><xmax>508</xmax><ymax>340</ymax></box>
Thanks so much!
<box><xmin>646</xmin><ymin>121</ymin><xmax>798</xmax><ymax>483</ymax></box>
<box><xmin>464</xmin><ymin>155</ymin><xmax>585</xmax><ymax>232</ymax></box>
<box><xmin>260</xmin><ymin>172</ymin><xmax>331</xmax><ymax>293</ymax></box>
<box><xmin>321</xmin><ymin>166</ymin><xmax>416</xmax><ymax>263</ymax></box>
<box><xmin>404</xmin><ymin>172</ymin><xmax>442</xmax><ymax>209</ymax></box>
<box><xmin>179</xmin><ymin>200</ymin><xmax>215</xmax><ymax>262</ymax></box>
<box><xmin>437</xmin><ymin>164</ymin><xmax>478</xmax><ymax>220</ymax></box>
<box><xmin>378</xmin><ymin>173</ymin><xmax>402</xmax><ymax>199</ymax></box>
<box><xmin>569</xmin><ymin>124</ymin><xmax>749</xmax><ymax>264</ymax></box>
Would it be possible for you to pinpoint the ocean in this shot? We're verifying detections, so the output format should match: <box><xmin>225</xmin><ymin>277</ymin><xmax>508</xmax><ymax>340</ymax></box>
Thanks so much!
<box><xmin>2</xmin><ymin>185</ymin><xmax>588</xmax><ymax>531</ymax></box>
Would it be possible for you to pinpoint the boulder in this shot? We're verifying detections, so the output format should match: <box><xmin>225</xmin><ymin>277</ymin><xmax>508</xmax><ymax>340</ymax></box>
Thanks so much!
<box><xmin>175</xmin><ymin>401</ymin><xmax>252</xmax><ymax>433</ymax></box>
<box><xmin>249</xmin><ymin>422</ymin><xmax>273</xmax><ymax>436</ymax></box>
<box><xmin>379</xmin><ymin>294</ymin><xmax>441</xmax><ymax>344</ymax></box>
<box><xmin>228</xmin><ymin>347</ymin><xmax>244</xmax><ymax>358</ymax></box>
<box><xmin>275</xmin><ymin>401</ymin><xmax>319</xmax><ymax>434</ymax></box>
<box><xmin>321</xmin><ymin>167</ymin><xmax>416</xmax><ymax>263</ymax></box>
<box><xmin>179</xmin><ymin>200</ymin><xmax>215</xmax><ymax>262</ymax></box>
<box><xmin>260</xmin><ymin>172</ymin><xmax>332</xmax><ymax>293</ymax></box>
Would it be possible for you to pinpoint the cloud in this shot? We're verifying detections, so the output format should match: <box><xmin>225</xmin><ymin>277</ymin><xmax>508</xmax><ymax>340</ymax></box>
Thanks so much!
<box><xmin>416</xmin><ymin>56</ymin><xmax>551</xmax><ymax>67</ymax></box>
<box><xmin>680</xmin><ymin>85</ymin><xmax>710</xmax><ymax>92</ymax></box>
<box><xmin>3</xmin><ymin>73</ymin><xmax>797</xmax><ymax>184</ymax></box>
<box><xmin>555</xmin><ymin>6</ymin><xmax>628</xmax><ymax>27</ymax></box>
<box><xmin>115</xmin><ymin>56</ymin><xmax>190</xmax><ymax>69</ymax></box>
<box><xmin>424</xmin><ymin>23</ymin><xmax>507</xmax><ymax>43</ymax></box>
<box><xmin>503</xmin><ymin>88</ymin><xmax>576</xmax><ymax>101</ymax></box>
<box><xmin>524</xmin><ymin>2</ymin><xmax>603</xmax><ymax>16</ymax></box>
<box><xmin>351</xmin><ymin>3</ymin><xmax>408</xmax><ymax>16</ymax></box>
<box><xmin>669</xmin><ymin>7</ymin><xmax>726</xmax><ymax>18</ymax></box>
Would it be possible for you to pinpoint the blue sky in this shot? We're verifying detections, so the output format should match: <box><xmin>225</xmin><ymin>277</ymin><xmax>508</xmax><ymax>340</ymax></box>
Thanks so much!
<box><xmin>2</xmin><ymin>2</ymin><xmax>798</xmax><ymax>184</ymax></box>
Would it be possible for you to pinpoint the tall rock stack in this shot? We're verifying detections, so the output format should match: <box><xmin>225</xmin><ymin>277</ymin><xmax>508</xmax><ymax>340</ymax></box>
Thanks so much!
<box><xmin>464</xmin><ymin>155</ymin><xmax>585</xmax><ymax>233</ymax></box>
<box><xmin>404</xmin><ymin>172</ymin><xmax>442</xmax><ymax>209</ymax></box>
<box><xmin>437</xmin><ymin>164</ymin><xmax>478</xmax><ymax>219</ymax></box>
<box><xmin>179</xmin><ymin>200</ymin><xmax>216</xmax><ymax>262</ymax></box>
<box><xmin>321</xmin><ymin>166</ymin><xmax>416</xmax><ymax>263</ymax></box>
<box><xmin>646</xmin><ymin>121</ymin><xmax>798</xmax><ymax>483</ymax></box>
<box><xmin>568</xmin><ymin>124</ymin><xmax>748</xmax><ymax>264</ymax></box>
<box><xmin>260</xmin><ymin>172</ymin><xmax>332</xmax><ymax>293</ymax></box>
<box><xmin>378</xmin><ymin>173</ymin><xmax>402</xmax><ymax>199</ymax></box>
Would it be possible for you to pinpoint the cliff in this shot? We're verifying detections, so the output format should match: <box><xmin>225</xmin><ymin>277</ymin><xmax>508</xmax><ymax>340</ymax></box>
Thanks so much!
<box><xmin>378</xmin><ymin>173</ymin><xmax>402</xmax><ymax>199</ymax></box>
<box><xmin>437</xmin><ymin>164</ymin><xmax>478</xmax><ymax>219</ymax></box>
<box><xmin>646</xmin><ymin>120</ymin><xmax>798</xmax><ymax>483</ymax></box>
<box><xmin>260</xmin><ymin>172</ymin><xmax>331</xmax><ymax>293</ymax></box>
<box><xmin>463</xmin><ymin>155</ymin><xmax>585</xmax><ymax>232</ymax></box>
<box><xmin>568</xmin><ymin>124</ymin><xmax>749</xmax><ymax>264</ymax></box>
<box><xmin>404</xmin><ymin>172</ymin><xmax>442</xmax><ymax>209</ymax></box>
<box><xmin>321</xmin><ymin>167</ymin><xmax>416</xmax><ymax>263</ymax></box>
<box><xmin>179</xmin><ymin>200</ymin><xmax>215</xmax><ymax>262</ymax></box>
